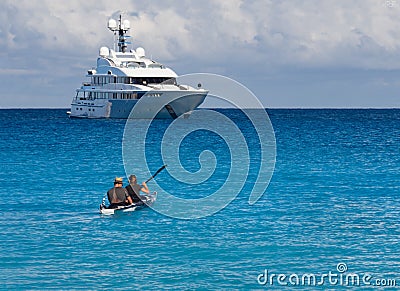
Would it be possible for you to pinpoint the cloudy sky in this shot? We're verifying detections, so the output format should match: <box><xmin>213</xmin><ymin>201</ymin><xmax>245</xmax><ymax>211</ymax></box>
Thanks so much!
<box><xmin>1</xmin><ymin>0</ymin><xmax>400</xmax><ymax>108</ymax></box>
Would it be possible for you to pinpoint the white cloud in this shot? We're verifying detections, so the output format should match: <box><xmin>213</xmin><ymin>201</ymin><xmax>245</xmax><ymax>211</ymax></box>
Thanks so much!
<box><xmin>1</xmin><ymin>0</ymin><xmax>400</xmax><ymax>107</ymax></box>
<box><xmin>3</xmin><ymin>0</ymin><xmax>400</xmax><ymax>67</ymax></box>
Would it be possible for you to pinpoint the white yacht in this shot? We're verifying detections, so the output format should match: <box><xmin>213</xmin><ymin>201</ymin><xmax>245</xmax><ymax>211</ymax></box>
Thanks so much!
<box><xmin>68</xmin><ymin>15</ymin><xmax>207</xmax><ymax>119</ymax></box>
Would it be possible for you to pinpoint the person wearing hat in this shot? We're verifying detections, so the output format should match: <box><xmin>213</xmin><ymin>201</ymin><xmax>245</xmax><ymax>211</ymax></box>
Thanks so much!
<box><xmin>106</xmin><ymin>177</ymin><xmax>133</xmax><ymax>208</ymax></box>
<box><xmin>125</xmin><ymin>175</ymin><xmax>149</xmax><ymax>204</ymax></box>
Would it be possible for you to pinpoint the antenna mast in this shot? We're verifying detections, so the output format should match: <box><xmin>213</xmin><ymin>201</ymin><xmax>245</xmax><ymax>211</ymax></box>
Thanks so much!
<box><xmin>108</xmin><ymin>15</ymin><xmax>131</xmax><ymax>53</ymax></box>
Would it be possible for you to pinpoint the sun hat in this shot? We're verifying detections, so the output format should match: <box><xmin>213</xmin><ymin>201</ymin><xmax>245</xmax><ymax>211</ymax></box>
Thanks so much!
<box><xmin>114</xmin><ymin>177</ymin><xmax>123</xmax><ymax>184</ymax></box>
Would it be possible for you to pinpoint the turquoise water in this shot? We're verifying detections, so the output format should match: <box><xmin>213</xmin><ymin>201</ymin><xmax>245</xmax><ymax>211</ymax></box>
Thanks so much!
<box><xmin>0</xmin><ymin>109</ymin><xmax>399</xmax><ymax>289</ymax></box>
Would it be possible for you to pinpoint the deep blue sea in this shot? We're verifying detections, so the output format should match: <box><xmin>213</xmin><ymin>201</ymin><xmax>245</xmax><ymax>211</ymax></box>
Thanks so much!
<box><xmin>0</xmin><ymin>109</ymin><xmax>399</xmax><ymax>290</ymax></box>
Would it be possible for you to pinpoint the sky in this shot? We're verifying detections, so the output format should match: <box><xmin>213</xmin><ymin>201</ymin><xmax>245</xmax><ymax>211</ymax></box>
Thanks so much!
<box><xmin>1</xmin><ymin>0</ymin><xmax>400</xmax><ymax>108</ymax></box>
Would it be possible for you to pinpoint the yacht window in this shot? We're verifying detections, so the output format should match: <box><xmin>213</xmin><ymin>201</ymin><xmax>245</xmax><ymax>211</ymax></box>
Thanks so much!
<box><xmin>76</xmin><ymin>91</ymin><xmax>85</xmax><ymax>100</ymax></box>
<box><xmin>127</xmin><ymin>62</ymin><xmax>139</xmax><ymax>68</ymax></box>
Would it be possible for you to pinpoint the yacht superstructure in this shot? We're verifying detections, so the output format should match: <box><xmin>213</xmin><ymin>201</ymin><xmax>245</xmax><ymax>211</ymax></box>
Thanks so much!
<box><xmin>68</xmin><ymin>15</ymin><xmax>207</xmax><ymax>119</ymax></box>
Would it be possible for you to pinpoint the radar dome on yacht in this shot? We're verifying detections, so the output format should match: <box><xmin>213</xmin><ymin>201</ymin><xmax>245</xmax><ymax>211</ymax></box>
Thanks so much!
<box><xmin>99</xmin><ymin>46</ymin><xmax>109</xmax><ymax>57</ymax></box>
<box><xmin>108</xmin><ymin>19</ymin><xmax>117</xmax><ymax>31</ymax></box>
<box><xmin>122</xmin><ymin>20</ymin><xmax>130</xmax><ymax>30</ymax></box>
<box><xmin>136</xmin><ymin>47</ymin><xmax>145</xmax><ymax>58</ymax></box>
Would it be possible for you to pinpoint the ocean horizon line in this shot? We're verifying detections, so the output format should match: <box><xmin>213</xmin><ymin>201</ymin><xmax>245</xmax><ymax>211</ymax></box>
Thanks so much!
<box><xmin>1</xmin><ymin>107</ymin><xmax>400</xmax><ymax>110</ymax></box>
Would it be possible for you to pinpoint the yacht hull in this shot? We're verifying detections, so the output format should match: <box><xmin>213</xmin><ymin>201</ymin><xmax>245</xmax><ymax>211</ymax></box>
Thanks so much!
<box><xmin>69</xmin><ymin>90</ymin><xmax>206</xmax><ymax>119</ymax></box>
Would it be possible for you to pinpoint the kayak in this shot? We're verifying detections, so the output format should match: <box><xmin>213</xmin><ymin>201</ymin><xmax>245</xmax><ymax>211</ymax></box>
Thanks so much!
<box><xmin>99</xmin><ymin>192</ymin><xmax>157</xmax><ymax>215</ymax></box>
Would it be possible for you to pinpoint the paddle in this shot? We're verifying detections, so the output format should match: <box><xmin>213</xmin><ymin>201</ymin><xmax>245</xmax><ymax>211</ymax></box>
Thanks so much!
<box><xmin>145</xmin><ymin>164</ymin><xmax>167</xmax><ymax>183</ymax></box>
<box><xmin>135</xmin><ymin>165</ymin><xmax>166</xmax><ymax>206</ymax></box>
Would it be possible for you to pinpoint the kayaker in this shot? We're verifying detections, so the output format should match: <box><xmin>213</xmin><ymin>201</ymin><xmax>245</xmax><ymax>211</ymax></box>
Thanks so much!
<box><xmin>107</xmin><ymin>177</ymin><xmax>133</xmax><ymax>208</ymax></box>
<box><xmin>125</xmin><ymin>174</ymin><xmax>149</xmax><ymax>203</ymax></box>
